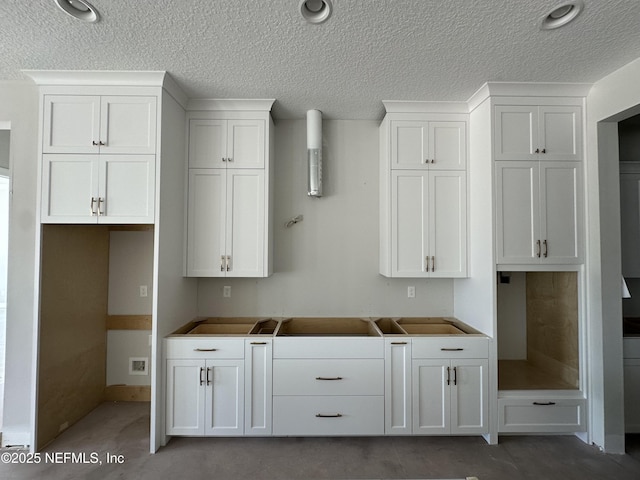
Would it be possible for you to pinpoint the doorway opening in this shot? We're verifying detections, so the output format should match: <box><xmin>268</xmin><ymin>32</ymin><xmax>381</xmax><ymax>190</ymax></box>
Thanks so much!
<box><xmin>0</xmin><ymin>128</ymin><xmax>10</xmax><ymax>432</ymax></box>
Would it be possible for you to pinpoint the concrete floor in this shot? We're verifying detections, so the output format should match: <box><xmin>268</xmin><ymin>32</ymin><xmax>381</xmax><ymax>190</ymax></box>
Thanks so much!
<box><xmin>1</xmin><ymin>402</ymin><xmax>640</xmax><ymax>480</ymax></box>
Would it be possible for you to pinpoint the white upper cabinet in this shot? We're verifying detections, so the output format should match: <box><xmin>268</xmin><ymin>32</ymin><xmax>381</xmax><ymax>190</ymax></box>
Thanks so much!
<box><xmin>185</xmin><ymin>104</ymin><xmax>274</xmax><ymax>278</ymax></box>
<box><xmin>380</xmin><ymin>110</ymin><xmax>468</xmax><ymax>278</ymax></box>
<box><xmin>494</xmin><ymin>105</ymin><xmax>581</xmax><ymax>161</ymax></box>
<box><xmin>390</xmin><ymin>120</ymin><xmax>466</xmax><ymax>170</ymax></box>
<box><xmin>43</xmin><ymin>95</ymin><xmax>157</xmax><ymax>155</ymax></box>
<box><xmin>188</xmin><ymin>118</ymin><xmax>265</xmax><ymax>169</ymax></box>
<box><xmin>495</xmin><ymin>161</ymin><xmax>582</xmax><ymax>265</ymax></box>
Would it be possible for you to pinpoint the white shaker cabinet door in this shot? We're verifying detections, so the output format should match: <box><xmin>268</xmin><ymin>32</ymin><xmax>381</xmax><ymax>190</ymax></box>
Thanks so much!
<box><xmin>495</xmin><ymin>162</ymin><xmax>540</xmax><ymax>264</ymax></box>
<box><xmin>227</xmin><ymin>119</ymin><xmax>265</xmax><ymax>168</ymax></box>
<box><xmin>429</xmin><ymin>121</ymin><xmax>466</xmax><ymax>170</ymax></box>
<box><xmin>412</xmin><ymin>359</ymin><xmax>450</xmax><ymax>435</ymax></box>
<box><xmin>391</xmin><ymin>171</ymin><xmax>428</xmax><ymax>276</ymax></box>
<box><xmin>494</xmin><ymin>105</ymin><xmax>538</xmax><ymax>161</ymax></box>
<box><xmin>99</xmin><ymin>154</ymin><xmax>155</xmax><ymax>223</ymax></box>
<box><xmin>99</xmin><ymin>96</ymin><xmax>157</xmax><ymax>154</ymax></box>
<box><xmin>385</xmin><ymin>340</ymin><xmax>412</xmax><ymax>435</ymax></box>
<box><xmin>429</xmin><ymin>171</ymin><xmax>466</xmax><ymax>277</ymax></box>
<box><xmin>204</xmin><ymin>360</ymin><xmax>245</xmax><ymax>436</ymax></box>
<box><xmin>186</xmin><ymin>169</ymin><xmax>226</xmax><ymax>276</ymax></box>
<box><xmin>390</xmin><ymin>121</ymin><xmax>429</xmax><ymax>169</ymax></box>
<box><xmin>189</xmin><ymin>119</ymin><xmax>227</xmax><ymax>168</ymax></box>
<box><xmin>540</xmin><ymin>162</ymin><xmax>582</xmax><ymax>264</ymax></box>
<box><xmin>41</xmin><ymin>154</ymin><xmax>99</xmax><ymax>223</ymax></box>
<box><xmin>226</xmin><ymin>169</ymin><xmax>265</xmax><ymax>277</ymax></box>
<box><xmin>538</xmin><ymin>106</ymin><xmax>582</xmax><ymax>161</ymax></box>
<box><xmin>165</xmin><ymin>360</ymin><xmax>206</xmax><ymax>436</ymax></box>
<box><xmin>244</xmin><ymin>339</ymin><xmax>273</xmax><ymax>436</ymax></box>
<box><xmin>43</xmin><ymin>95</ymin><xmax>101</xmax><ymax>154</ymax></box>
<box><xmin>450</xmin><ymin>359</ymin><xmax>489</xmax><ymax>434</ymax></box>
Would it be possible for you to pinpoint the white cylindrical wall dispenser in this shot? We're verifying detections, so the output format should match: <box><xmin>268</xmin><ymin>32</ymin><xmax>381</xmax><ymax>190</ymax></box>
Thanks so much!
<box><xmin>307</xmin><ymin>109</ymin><xmax>322</xmax><ymax>197</ymax></box>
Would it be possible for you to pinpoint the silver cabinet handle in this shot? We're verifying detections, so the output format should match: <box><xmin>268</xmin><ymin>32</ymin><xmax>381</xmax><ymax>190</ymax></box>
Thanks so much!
<box><xmin>90</xmin><ymin>197</ymin><xmax>97</xmax><ymax>216</ymax></box>
<box><xmin>315</xmin><ymin>377</ymin><xmax>343</xmax><ymax>381</ymax></box>
<box><xmin>533</xmin><ymin>401</ymin><xmax>556</xmax><ymax>406</ymax></box>
<box><xmin>220</xmin><ymin>255</ymin><xmax>225</xmax><ymax>272</ymax></box>
<box><xmin>199</xmin><ymin>367</ymin><xmax>205</xmax><ymax>386</ymax></box>
<box><xmin>431</xmin><ymin>255</ymin><xmax>435</xmax><ymax>272</ymax></box>
<box><xmin>250</xmin><ymin>342</ymin><xmax>268</xmax><ymax>345</ymax></box>
<box><xmin>194</xmin><ymin>348</ymin><xmax>218</xmax><ymax>352</ymax></box>
<box><xmin>536</xmin><ymin>239</ymin><xmax>541</xmax><ymax>258</ymax></box>
<box><xmin>543</xmin><ymin>240</ymin><xmax>548</xmax><ymax>258</ymax></box>
<box><xmin>97</xmin><ymin>197</ymin><xmax>104</xmax><ymax>216</ymax></box>
<box><xmin>425</xmin><ymin>256</ymin><xmax>429</xmax><ymax>272</ymax></box>
<box><xmin>391</xmin><ymin>342</ymin><xmax>408</xmax><ymax>345</ymax></box>
<box><xmin>315</xmin><ymin>413</ymin><xmax>343</xmax><ymax>418</ymax></box>
<box><xmin>441</xmin><ymin>348</ymin><xmax>463</xmax><ymax>351</ymax></box>
<box><xmin>226</xmin><ymin>255</ymin><xmax>231</xmax><ymax>271</ymax></box>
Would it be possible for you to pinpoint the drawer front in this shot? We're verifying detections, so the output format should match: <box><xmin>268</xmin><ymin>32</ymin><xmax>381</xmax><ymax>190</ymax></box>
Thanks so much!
<box><xmin>273</xmin><ymin>359</ymin><xmax>383</xmax><ymax>396</ymax></box>
<box><xmin>164</xmin><ymin>338</ymin><xmax>245</xmax><ymax>359</ymax></box>
<box><xmin>273</xmin><ymin>396</ymin><xmax>384</xmax><ymax>436</ymax></box>
<box><xmin>411</xmin><ymin>337</ymin><xmax>489</xmax><ymax>359</ymax></box>
<box><xmin>273</xmin><ymin>337</ymin><xmax>383</xmax><ymax>359</ymax></box>
<box><xmin>498</xmin><ymin>397</ymin><xmax>586</xmax><ymax>433</ymax></box>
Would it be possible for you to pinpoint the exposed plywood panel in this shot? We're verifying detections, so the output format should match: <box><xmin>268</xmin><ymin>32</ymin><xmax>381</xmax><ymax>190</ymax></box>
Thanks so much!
<box><xmin>38</xmin><ymin>225</ymin><xmax>110</xmax><ymax>449</ymax></box>
<box><xmin>526</xmin><ymin>271</ymin><xmax>579</xmax><ymax>389</ymax></box>
<box><xmin>106</xmin><ymin>315</ymin><xmax>152</xmax><ymax>330</ymax></box>
<box><xmin>104</xmin><ymin>385</ymin><xmax>151</xmax><ymax>402</ymax></box>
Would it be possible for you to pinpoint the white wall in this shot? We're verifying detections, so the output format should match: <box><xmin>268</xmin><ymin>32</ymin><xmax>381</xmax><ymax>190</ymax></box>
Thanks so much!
<box><xmin>586</xmin><ymin>55</ymin><xmax>640</xmax><ymax>453</ymax></box>
<box><xmin>0</xmin><ymin>81</ymin><xmax>38</xmax><ymax>447</ymax></box>
<box><xmin>197</xmin><ymin>119</ymin><xmax>454</xmax><ymax>318</ymax></box>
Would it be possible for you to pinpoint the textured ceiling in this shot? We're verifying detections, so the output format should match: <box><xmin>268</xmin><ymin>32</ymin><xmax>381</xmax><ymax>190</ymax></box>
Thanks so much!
<box><xmin>1</xmin><ymin>0</ymin><xmax>640</xmax><ymax>119</ymax></box>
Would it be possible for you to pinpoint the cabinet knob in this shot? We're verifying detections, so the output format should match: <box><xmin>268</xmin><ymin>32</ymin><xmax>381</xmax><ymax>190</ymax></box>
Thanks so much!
<box><xmin>541</xmin><ymin>148</ymin><xmax>546</xmax><ymax>154</ymax></box>
<box><xmin>92</xmin><ymin>141</ymin><xmax>99</xmax><ymax>146</ymax></box>
<box><xmin>222</xmin><ymin>157</ymin><xmax>227</xmax><ymax>162</ymax></box>
<box><xmin>535</xmin><ymin>148</ymin><xmax>540</xmax><ymax>154</ymax></box>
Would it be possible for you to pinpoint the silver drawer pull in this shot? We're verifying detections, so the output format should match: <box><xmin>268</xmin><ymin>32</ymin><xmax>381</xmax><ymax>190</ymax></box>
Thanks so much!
<box><xmin>391</xmin><ymin>342</ymin><xmax>408</xmax><ymax>345</ymax></box>
<box><xmin>533</xmin><ymin>401</ymin><xmax>556</xmax><ymax>406</ymax></box>
<box><xmin>250</xmin><ymin>342</ymin><xmax>268</xmax><ymax>345</ymax></box>
<box><xmin>316</xmin><ymin>376</ymin><xmax>343</xmax><ymax>381</ymax></box>
<box><xmin>441</xmin><ymin>348</ymin><xmax>464</xmax><ymax>351</ymax></box>
<box><xmin>315</xmin><ymin>413</ymin><xmax>343</xmax><ymax>418</ymax></box>
<box><xmin>194</xmin><ymin>348</ymin><xmax>218</xmax><ymax>352</ymax></box>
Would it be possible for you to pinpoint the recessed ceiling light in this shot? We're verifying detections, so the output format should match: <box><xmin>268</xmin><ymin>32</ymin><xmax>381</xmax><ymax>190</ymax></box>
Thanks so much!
<box><xmin>300</xmin><ymin>0</ymin><xmax>333</xmax><ymax>24</ymax></box>
<box><xmin>54</xmin><ymin>0</ymin><xmax>100</xmax><ymax>23</ymax></box>
<box><xmin>540</xmin><ymin>1</ymin><xmax>583</xmax><ymax>30</ymax></box>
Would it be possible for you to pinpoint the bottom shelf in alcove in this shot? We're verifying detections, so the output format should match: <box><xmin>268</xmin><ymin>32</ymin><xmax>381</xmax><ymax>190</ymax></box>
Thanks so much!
<box><xmin>498</xmin><ymin>359</ymin><xmax>578</xmax><ymax>390</ymax></box>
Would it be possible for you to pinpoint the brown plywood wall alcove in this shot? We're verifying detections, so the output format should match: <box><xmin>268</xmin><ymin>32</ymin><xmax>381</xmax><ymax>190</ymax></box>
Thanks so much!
<box><xmin>497</xmin><ymin>271</ymin><xmax>579</xmax><ymax>391</ymax></box>
<box><xmin>38</xmin><ymin>225</ymin><xmax>110</xmax><ymax>450</ymax></box>
<box><xmin>37</xmin><ymin>224</ymin><xmax>154</xmax><ymax>450</ymax></box>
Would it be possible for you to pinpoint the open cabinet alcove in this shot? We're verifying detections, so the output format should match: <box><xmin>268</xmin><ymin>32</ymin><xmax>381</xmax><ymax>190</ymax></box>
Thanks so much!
<box><xmin>497</xmin><ymin>271</ymin><xmax>580</xmax><ymax>391</ymax></box>
<box><xmin>37</xmin><ymin>224</ymin><xmax>153</xmax><ymax>450</ymax></box>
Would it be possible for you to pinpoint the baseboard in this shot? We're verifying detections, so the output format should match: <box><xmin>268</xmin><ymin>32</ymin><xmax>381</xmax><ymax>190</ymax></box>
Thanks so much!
<box><xmin>1</xmin><ymin>429</ymin><xmax>31</xmax><ymax>448</ymax></box>
<box><xmin>104</xmin><ymin>385</ymin><xmax>151</xmax><ymax>402</ymax></box>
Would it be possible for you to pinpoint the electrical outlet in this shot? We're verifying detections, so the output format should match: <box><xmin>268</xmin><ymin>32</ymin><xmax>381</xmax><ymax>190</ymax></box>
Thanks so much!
<box><xmin>223</xmin><ymin>286</ymin><xmax>231</xmax><ymax>298</ymax></box>
<box><xmin>140</xmin><ymin>285</ymin><xmax>148</xmax><ymax>297</ymax></box>
<box><xmin>408</xmin><ymin>286</ymin><xmax>415</xmax><ymax>298</ymax></box>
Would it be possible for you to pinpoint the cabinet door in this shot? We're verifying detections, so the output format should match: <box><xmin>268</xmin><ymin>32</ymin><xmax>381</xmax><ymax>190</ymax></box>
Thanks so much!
<box><xmin>43</xmin><ymin>95</ymin><xmax>100</xmax><ymax>154</ymax></box>
<box><xmin>204</xmin><ymin>360</ymin><xmax>245</xmax><ymax>436</ymax></box>
<box><xmin>390</xmin><ymin>121</ymin><xmax>429</xmax><ymax>169</ymax></box>
<box><xmin>186</xmin><ymin>169</ymin><xmax>226</xmax><ymax>276</ymax></box>
<box><xmin>495</xmin><ymin>162</ymin><xmax>541</xmax><ymax>264</ymax></box>
<box><xmin>226</xmin><ymin>169</ymin><xmax>266</xmax><ymax>277</ymax></box>
<box><xmin>429</xmin><ymin>121</ymin><xmax>466</xmax><ymax>170</ymax></box>
<box><xmin>450</xmin><ymin>359</ymin><xmax>488</xmax><ymax>434</ymax></box>
<box><xmin>165</xmin><ymin>360</ymin><xmax>206</xmax><ymax>436</ymax></box>
<box><xmin>540</xmin><ymin>162</ymin><xmax>582</xmax><ymax>263</ymax></box>
<box><xmin>189</xmin><ymin>119</ymin><xmax>227</xmax><ymax>168</ymax></box>
<box><xmin>620</xmin><ymin>173</ymin><xmax>640</xmax><ymax>277</ymax></box>
<box><xmin>245</xmin><ymin>339</ymin><xmax>272</xmax><ymax>435</ymax></box>
<box><xmin>385</xmin><ymin>340</ymin><xmax>412</xmax><ymax>434</ymax></box>
<box><xmin>100</xmin><ymin>96</ymin><xmax>157</xmax><ymax>154</ymax></box>
<box><xmin>494</xmin><ymin>105</ymin><xmax>538</xmax><ymax>161</ymax></box>
<box><xmin>429</xmin><ymin>171</ymin><xmax>467</xmax><ymax>277</ymax></box>
<box><xmin>412</xmin><ymin>359</ymin><xmax>449</xmax><ymax>434</ymax></box>
<box><xmin>538</xmin><ymin>106</ymin><xmax>582</xmax><ymax>161</ymax></box>
<box><xmin>391</xmin><ymin>171</ymin><xmax>428</xmax><ymax>276</ymax></box>
<box><xmin>41</xmin><ymin>154</ymin><xmax>99</xmax><ymax>223</ymax></box>
<box><xmin>98</xmin><ymin>155</ymin><xmax>155</xmax><ymax>223</ymax></box>
<box><xmin>227</xmin><ymin>120</ymin><xmax>265</xmax><ymax>168</ymax></box>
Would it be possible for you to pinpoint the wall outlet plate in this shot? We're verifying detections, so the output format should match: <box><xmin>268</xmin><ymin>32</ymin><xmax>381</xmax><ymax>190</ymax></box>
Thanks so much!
<box><xmin>223</xmin><ymin>286</ymin><xmax>231</xmax><ymax>297</ymax></box>
<box><xmin>408</xmin><ymin>286</ymin><xmax>415</xmax><ymax>298</ymax></box>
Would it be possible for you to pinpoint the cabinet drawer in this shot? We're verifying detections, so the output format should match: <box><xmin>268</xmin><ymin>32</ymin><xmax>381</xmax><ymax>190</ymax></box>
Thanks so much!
<box><xmin>273</xmin><ymin>359</ymin><xmax>383</xmax><ymax>396</ymax></box>
<box><xmin>498</xmin><ymin>397</ymin><xmax>586</xmax><ymax>433</ymax></box>
<box><xmin>273</xmin><ymin>396</ymin><xmax>384</xmax><ymax>436</ymax></box>
<box><xmin>411</xmin><ymin>337</ymin><xmax>489</xmax><ymax>359</ymax></box>
<box><xmin>273</xmin><ymin>337</ymin><xmax>383</xmax><ymax>359</ymax></box>
<box><xmin>164</xmin><ymin>338</ymin><xmax>245</xmax><ymax>359</ymax></box>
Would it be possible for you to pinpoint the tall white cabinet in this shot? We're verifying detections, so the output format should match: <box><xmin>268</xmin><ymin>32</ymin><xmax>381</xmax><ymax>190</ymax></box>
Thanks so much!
<box><xmin>185</xmin><ymin>101</ymin><xmax>274</xmax><ymax>277</ymax></box>
<box><xmin>380</xmin><ymin>104</ymin><xmax>468</xmax><ymax>278</ymax></box>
